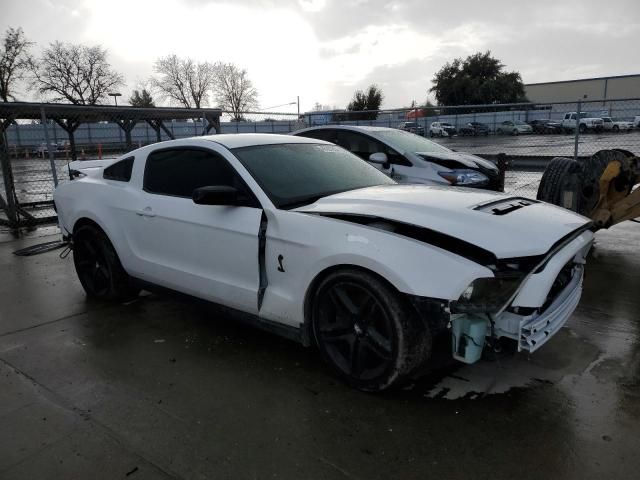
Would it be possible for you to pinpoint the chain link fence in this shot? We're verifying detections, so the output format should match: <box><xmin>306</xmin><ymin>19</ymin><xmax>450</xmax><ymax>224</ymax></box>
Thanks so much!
<box><xmin>2</xmin><ymin>99</ymin><xmax>640</xmax><ymax>229</ymax></box>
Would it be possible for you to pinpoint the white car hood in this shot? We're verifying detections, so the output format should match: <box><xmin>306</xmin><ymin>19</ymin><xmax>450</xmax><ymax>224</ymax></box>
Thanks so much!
<box><xmin>296</xmin><ymin>184</ymin><xmax>591</xmax><ymax>258</ymax></box>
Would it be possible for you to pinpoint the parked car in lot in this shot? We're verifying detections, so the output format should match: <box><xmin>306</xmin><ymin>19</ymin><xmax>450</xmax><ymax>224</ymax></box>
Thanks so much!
<box><xmin>429</xmin><ymin>121</ymin><xmax>457</xmax><ymax>137</ymax></box>
<box><xmin>529</xmin><ymin>119</ymin><xmax>563</xmax><ymax>134</ymax></box>
<box><xmin>54</xmin><ymin>133</ymin><xmax>594</xmax><ymax>391</ymax></box>
<box><xmin>31</xmin><ymin>142</ymin><xmax>65</xmax><ymax>155</ymax></box>
<box><xmin>496</xmin><ymin>120</ymin><xmax>533</xmax><ymax>135</ymax></box>
<box><xmin>601</xmin><ymin>117</ymin><xmax>634</xmax><ymax>132</ymax></box>
<box><xmin>459</xmin><ymin>122</ymin><xmax>490</xmax><ymax>136</ymax></box>
<box><xmin>292</xmin><ymin>125</ymin><xmax>501</xmax><ymax>190</ymax></box>
<box><xmin>561</xmin><ymin>112</ymin><xmax>604</xmax><ymax>133</ymax></box>
<box><xmin>634</xmin><ymin>115</ymin><xmax>640</xmax><ymax>128</ymax></box>
<box><xmin>397</xmin><ymin>121</ymin><xmax>425</xmax><ymax>136</ymax></box>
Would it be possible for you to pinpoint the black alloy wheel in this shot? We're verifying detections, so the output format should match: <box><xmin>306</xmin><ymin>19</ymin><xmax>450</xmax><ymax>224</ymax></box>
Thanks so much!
<box><xmin>73</xmin><ymin>224</ymin><xmax>139</xmax><ymax>301</ymax></box>
<box><xmin>311</xmin><ymin>269</ymin><xmax>430</xmax><ymax>391</ymax></box>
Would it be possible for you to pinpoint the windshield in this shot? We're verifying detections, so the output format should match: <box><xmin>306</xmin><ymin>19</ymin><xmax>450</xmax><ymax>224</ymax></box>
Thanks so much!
<box><xmin>232</xmin><ymin>143</ymin><xmax>395</xmax><ymax>209</ymax></box>
<box><xmin>374</xmin><ymin>129</ymin><xmax>450</xmax><ymax>154</ymax></box>
<box><xmin>515</xmin><ymin>121</ymin><xmax>528</xmax><ymax>125</ymax></box>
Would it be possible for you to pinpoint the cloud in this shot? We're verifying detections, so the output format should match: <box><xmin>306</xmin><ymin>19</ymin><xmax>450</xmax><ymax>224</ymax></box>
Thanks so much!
<box><xmin>1</xmin><ymin>0</ymin><xmax>639</xmax><ymax>110</ymax></box>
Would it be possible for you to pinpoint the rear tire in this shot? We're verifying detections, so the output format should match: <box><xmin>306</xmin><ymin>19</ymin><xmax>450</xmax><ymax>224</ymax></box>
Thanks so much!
<box><xmin>311</xmin><ymin>269</ymin><xmax>430</xmax><ymax>392</ymax></box>
<box><xmin>73</xmin><ymin>224</ymin><xmax>140</xmax><ymax>301</ymax></box>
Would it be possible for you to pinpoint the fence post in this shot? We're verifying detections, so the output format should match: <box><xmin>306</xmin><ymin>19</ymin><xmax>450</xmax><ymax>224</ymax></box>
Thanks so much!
<box><xmin>574</xmin><ymin>99</ymin><xmax>581</xmax><ymax>160</ymax></box>
<box><xmin>40</xmin><ymin>107</ymin><xmax>59</xmax><ymax>187</ymax></box>
<box><xmin>0</xmin><ymin>127</ymin><xmax>19</xmax><ymax>228</ymax></box>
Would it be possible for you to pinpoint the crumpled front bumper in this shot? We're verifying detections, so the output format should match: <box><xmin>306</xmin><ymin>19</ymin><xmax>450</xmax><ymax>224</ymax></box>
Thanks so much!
<box><xmin>495</xmin><ymin>264</ymin><xmax>583</xmax><ymax>352</ymax></box>
<box><xmin>491</xmin><ymin>228</ymin><xmax>592</xmax><ymax>352</ymax></box>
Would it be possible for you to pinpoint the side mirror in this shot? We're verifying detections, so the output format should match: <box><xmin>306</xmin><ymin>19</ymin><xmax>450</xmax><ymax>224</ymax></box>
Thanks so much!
<box><xmin>368</xmin><ymin>152</ymin><xmax>388</xmax><ymax>164</ymax></box>
<box><xmin>193</xmin><ymin>185</ymin><xmax>240</xmax><ymax>205</ymax></box>
<box><xmin>368</xmin><ymin>152</ymin><xmax>391</xmax><ymax>170</ymax></box>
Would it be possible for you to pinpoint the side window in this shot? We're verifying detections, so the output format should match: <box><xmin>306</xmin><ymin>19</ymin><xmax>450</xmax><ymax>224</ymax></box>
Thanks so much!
<box><xmin>335</xmin><ymin>131</ymin><xmax>380</xmax><ymax>160</ymax></box>
<box><xmin>335</xmin><ymin>131</ymin><xmax>411</xmax><ymax>167</ymax></box>
<box><xmin>144</xmin><ymin>148</ymin><xmax>255</xmax><ymax>203</ymax></box>
<box><xmin>297</xmin><ymin>129</ymin><xmax>337</xmax><ymax>143</ymax></box>
<box><xmin>103</xmin><ymin>156</ymin><xmax>134</xmax><ymax>182</ymax></box>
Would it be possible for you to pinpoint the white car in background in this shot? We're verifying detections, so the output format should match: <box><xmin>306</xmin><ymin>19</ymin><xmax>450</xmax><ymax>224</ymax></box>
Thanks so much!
<box><xmin>54</xmin><ymin>134</ymin><xmax>593</xmax><ymax>391</ymax></box>
<box><xmin>601</xmin><ymin>117</ymin><xmax>634</xmax><ymax>132</ymax></box>
<box><xmin>429</xmin><ymin>121</ymin><xmax>457</xmax><ymax>137</ymax></box>
<box><xmin>292</xmin><ymin>125</ymin><xmax>502</xmax><ymax>190</ymax></box>
<box><xmin>496</xmin><ymin>120</ymin><xmax>533</xmax><ymax>135</ymax></box>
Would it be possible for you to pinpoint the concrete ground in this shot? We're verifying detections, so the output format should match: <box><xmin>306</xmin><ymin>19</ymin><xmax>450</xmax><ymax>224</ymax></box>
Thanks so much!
<box><xmin>0</xmin><ymin>223</ymin><xmax>639</xmax><ymax>480</ymax></box>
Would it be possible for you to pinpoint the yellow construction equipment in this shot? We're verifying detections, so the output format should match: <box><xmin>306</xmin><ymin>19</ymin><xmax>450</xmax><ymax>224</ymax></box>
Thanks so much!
<box><xmin>537</xmin><ymin>149</ymin><xmax>640</xmax><ymax>230</ymax></box>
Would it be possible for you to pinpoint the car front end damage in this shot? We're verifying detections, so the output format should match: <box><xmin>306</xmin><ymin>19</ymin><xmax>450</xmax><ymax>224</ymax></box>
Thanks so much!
<box><xmin>446</xmin><ymin>227</ymin><xmax>592</xmax><ymax>363</ymax></box>
<box><xmin>297</xmin><ymin>185</ymin><xmax>594</xmax><ymax>365</ymax></box>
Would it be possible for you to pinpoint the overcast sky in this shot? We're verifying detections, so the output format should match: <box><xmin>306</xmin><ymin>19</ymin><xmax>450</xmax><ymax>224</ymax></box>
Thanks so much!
<box><xmin>2</xmin><ymin>0</ymin><xmax>639</xmax><ymax>112</ymax></box>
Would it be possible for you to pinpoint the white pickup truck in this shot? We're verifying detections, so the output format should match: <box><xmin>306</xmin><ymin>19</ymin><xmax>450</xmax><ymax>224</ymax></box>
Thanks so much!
<box><xmin>561</xmin><ymin>112</ymin><xmax>604</xmax><ymax>133</ymax></box>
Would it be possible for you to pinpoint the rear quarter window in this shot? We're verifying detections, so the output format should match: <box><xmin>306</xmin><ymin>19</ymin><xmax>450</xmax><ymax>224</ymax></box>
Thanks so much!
<box><xmin>103</xmin><ymin>157</ymin><xmax>134</xmax><ymax>182</ymax></box>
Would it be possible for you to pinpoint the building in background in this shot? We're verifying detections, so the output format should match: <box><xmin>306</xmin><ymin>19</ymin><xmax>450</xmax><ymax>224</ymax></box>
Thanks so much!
<box><xmin>525</xmin><ymin>74</ymin><xmax>640</xmax><ymax>103</ymax></box>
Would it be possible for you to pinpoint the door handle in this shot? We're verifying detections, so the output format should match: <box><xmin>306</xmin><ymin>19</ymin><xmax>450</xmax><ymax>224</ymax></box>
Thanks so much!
<box><xmin>136</xmin><ymin>207</ymin><xmax>156</xmax><ymax>217</ymax></box>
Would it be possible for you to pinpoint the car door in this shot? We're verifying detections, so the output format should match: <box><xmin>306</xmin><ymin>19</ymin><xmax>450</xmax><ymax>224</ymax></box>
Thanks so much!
<box><xmin>124</xmin><ymin>146</ymin><xmax>263</xmax><ymax>314</ymax></box>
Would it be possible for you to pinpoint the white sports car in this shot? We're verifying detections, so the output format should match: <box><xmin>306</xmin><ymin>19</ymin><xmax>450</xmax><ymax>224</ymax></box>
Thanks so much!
<box><xmin>54</xmin><ymin>134</ymin><xmax>593</xmax><ymax>391</ymax></box>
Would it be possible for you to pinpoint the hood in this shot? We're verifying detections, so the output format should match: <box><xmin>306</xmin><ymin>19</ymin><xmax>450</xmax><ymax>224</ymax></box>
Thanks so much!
<box><xmin>296</xmin><ymin>184</ymin><xmax>590</xmax><ymax>259</ymax></box>
<box><xmin>416</xmin><ymin>150</ymin><xmax>498</xmax><ymax>171</ymax></box>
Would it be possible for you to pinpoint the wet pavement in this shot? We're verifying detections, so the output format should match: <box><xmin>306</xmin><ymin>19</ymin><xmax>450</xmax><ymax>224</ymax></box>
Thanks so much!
<box><xmin>0</xmin><ymin>223</ymin><xmax>639</xmax><ymax>479</ymax></box>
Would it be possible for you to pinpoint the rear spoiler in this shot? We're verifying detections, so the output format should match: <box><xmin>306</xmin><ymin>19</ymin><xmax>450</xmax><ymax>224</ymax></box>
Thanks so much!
<box><xmin>68</xmin><ymin>159</ymin><xmax>115</xmax><ymax>179</ymax></box>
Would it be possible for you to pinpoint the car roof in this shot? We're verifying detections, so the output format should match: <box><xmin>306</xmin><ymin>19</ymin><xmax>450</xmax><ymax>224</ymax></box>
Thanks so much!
<box><xmin>292</xmin><ymin>125</ymin><xmax>400</xmax><ymax>135</ymax></box>
<box><xmin>201</xmin><ymin>133</ymin><xmax>326</xmax><ymax>149</ymax></box>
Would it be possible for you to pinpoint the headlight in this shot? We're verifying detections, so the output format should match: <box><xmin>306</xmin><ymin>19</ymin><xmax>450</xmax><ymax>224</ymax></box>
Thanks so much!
<box><xmin>451</xmin><ymin>273</ymin><xmax>524</xmax><ymax>313</ymax></box>
<box><xmin>438</xmin><ymin>169</ymin><xmax>489</xmax><ymax>186</ymax></box>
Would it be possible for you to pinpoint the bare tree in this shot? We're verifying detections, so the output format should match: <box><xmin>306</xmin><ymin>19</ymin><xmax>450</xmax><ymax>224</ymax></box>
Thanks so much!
<box><xmin>213</xmin><ymin>63</ymin><xmax>258</xmax><ymax>121</ymax></box>
<box><xmin>30</xmin><ymin>41</ymin><xmax>124</xmax><ymax>104</ymax></box>
<box><xmin>151</xmin><ymin>55</ymin><xmax>216</xmax><ymax>108</ymax></box>
<box><xmin>0</xmin><ymin>27</ymin><xmax>34</xmax><ymax>102</ymax></box>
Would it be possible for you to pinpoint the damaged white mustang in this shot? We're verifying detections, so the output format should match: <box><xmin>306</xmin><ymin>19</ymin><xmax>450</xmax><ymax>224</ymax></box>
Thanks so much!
<box><xmin>54</xmin><ymin>134</ymin><xmax>593</xmax><ymax>391</ymax></box>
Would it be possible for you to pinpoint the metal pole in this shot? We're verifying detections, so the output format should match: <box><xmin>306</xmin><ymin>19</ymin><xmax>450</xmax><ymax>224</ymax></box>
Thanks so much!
<box><xmin>574</xmin><ymin>99</ymin><xmax>581</xmax><ymax>160</ymax></box>
<box><xmin>297</xmin><ymin>96</ymin><xmax>300</xmax><ymax>117</ymax></box>
<box><xmin>0</xmin><ymin>128</ymin><xmax>19</xmax><ymax>227</ymax></box>
<box><xmin>40</xmin><ymin>107</ymin><xmax>59</xmax><ymax>187</ymax></box>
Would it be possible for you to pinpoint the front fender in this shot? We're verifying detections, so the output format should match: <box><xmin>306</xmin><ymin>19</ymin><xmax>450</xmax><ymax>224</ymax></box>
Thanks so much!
<box><xmin>257</xmin><ymin>209</ymin><xmax>491</xmax><ymax>328</ymax></box>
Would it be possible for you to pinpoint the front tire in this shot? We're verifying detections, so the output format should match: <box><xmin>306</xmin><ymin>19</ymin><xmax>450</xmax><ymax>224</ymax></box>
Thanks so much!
<box><xmin>311</xmin><ymin>269</ymin><xmax>430</xmax><ymax>391</ymax></box>
<box><xmin>73</xmin><ymin>224</ymin><xmax>140</xmax><ymax>301</ymax></box>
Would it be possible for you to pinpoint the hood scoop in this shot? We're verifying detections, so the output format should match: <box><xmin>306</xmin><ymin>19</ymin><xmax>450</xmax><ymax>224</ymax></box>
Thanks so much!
<box><xmin>474</xmin><ymin>198</ymin><xmax>539</xmax><ymax>216</ymax></box>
